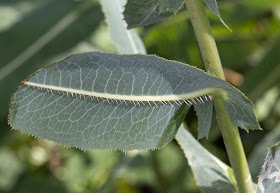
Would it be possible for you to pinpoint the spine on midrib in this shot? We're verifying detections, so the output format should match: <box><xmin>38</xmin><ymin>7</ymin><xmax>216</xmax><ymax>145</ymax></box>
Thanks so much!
<box><xmin>24</xmin><ymin>81</ymin><xmax>213</xmax><ymax>104</ymax></box>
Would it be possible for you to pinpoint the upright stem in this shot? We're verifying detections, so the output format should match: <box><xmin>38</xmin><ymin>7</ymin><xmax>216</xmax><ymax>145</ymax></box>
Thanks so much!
<box><xmin>184</xmin><ymin>0</ymin><xmax>255</xmax><ymax>192</ymax></box>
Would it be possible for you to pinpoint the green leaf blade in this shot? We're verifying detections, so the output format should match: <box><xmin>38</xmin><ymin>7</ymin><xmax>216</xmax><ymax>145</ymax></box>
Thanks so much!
<box><xmin>159</xmin><ymin>0</ymin><xmax>184</xmax><ymax>14</ymax></box>
<box><xmin>176</xmin><ymin>125</ymin><xmax>237</xmax><ymax>193</ymax></box>
<box><xmin>222</xmin><ymin>84</ymin><xmax>260</xmax><ymax>132</ymax></box>
<box><xmin>10</xmin><ymin>85</ymin><xmax>188</xmax><ymax>151</ymax></box>
<box><xmin>124</xmin><ymin>0</ymin><xmax>175</xmax><ymax>29</ymax></box>
<box><xmin>203</xmin><ymin>0</ymin><xmax>230</xmax><ymax>30</ymax></box>
<box><xmin>194</xmin><ymin>100</ymin><xmax>213</xmax><ymax>139</ymax></box>
<box><xmin>9</xmin><ymin>52</ymin><xmax>259</xmax><ymax>150</ymax></box>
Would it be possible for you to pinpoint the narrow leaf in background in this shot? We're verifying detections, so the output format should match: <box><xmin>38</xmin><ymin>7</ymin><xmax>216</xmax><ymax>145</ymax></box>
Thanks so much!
<box><xmin>101</xmin><ymin>0</ymin><xmax>146</xmax><ymax>54</ymax></box>
<box><xmin>175</xmin><ymin>125</ymin><xmax>237</xmax><ymax>193</ymax></box>
<box><xmin>0</xmin><ymin>0</ymin><xmax>103</xmax><ymax>119</ymax></box>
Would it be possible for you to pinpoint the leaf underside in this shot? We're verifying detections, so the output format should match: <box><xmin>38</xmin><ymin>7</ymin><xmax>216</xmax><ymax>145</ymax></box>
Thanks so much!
<box><xmin>9</xmin><ymin>52</ymin><xmax>259</xmax><ymax>151</ymax></box>
<box><xmin>257</xmin><ymin>142</ymin><xmax>280</xmax><ymax>193</ymax></box>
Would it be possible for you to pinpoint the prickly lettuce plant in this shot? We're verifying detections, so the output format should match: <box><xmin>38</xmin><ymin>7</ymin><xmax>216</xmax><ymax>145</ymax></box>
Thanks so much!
<box><xmin>8</xmin><ymin>0</ymin><xmax>279</xmax><ymax>192</ymax></box>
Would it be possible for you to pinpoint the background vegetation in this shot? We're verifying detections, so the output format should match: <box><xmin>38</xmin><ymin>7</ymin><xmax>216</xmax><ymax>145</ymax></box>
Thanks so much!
<box><xmin>0</xmin><ymin>0</ymin><xmax>279</xmax><ymax>192</ymax></box>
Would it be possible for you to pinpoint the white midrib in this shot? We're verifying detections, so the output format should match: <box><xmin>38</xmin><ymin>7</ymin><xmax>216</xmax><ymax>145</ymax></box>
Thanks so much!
<box><xmin>25</xmin><ymin>81</ymin><xmax>214</xmax><ymax>102</ymax></box>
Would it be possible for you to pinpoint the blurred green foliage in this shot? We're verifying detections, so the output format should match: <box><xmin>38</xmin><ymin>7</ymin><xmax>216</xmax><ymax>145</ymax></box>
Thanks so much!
<box><xmin>0</xmin><ymin>0</ymin><xmax>279</xmax><ymax>192</ymax></box>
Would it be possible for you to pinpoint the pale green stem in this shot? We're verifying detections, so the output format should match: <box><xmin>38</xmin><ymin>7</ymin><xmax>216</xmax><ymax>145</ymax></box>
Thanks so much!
<box><xmin>184</xmin><ymin>0</ymin><xmax>225</xmax><ymax>79</ymax></box>
<box><xmin>184</xmin><ymin>0</ymin><xmax>255</xmax><ymax>192</ymax></box>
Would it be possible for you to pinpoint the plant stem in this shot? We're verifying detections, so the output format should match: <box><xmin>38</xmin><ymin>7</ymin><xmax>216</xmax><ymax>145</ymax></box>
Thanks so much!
<box><xmin>184</xmin><ymin>0</ymin><xmax>225</xmax><ymax>79</ymax></box>
<box><xmin>184</xmin><ymin>0</ymin><xmax>255</xmax><ymax>192</ymax></box>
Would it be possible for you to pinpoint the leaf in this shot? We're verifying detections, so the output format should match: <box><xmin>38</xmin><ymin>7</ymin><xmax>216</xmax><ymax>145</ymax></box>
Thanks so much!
<box><xmin>101</xmin><ymin>0</ymin><xmax>146</xmax><ymax>54</ymax></box>
<box><xmin>175</xmin><ymin>125</ymin><xmax>237</xmax><ymax>193</ymax></box>
<box><xmin>194</xmin><ymin>100</ymin><xmax>213</xmax><ymax>139</ymax></box>
<box><xmin>203</xmin><ymin>0</ymin><xmax>230</xmax><ymax>30</ymax></box>
<box><xmin>9</xmin><ymin>52</ymin><xmax>259</xmax><ymax>151</ymax></box>
<box><xmin>123</xmin><ymin>0</ymin><xmax>230</xmax><ymax>29</ymax></box>
<box><xmin>257</xmin><ymin>142</ymin><xmax>280</xmax><ymax>193</ymax></box>
<box><xmin>159</xmin><ymin>0</ymin><xmax>184</xmax><ymax>14</ymax></box>
<box><xmin>0</xmin><ymin>0</ymin><xmax>104</xmax><ymax>118</ymax></box>
<box><xmin>249</xmin><ymin>123</ymin><xmax>280</xmax><ymax>182</ymax></box>
<box><xmin>124</xmin><ymin>0</ymin><xmax>179</xmax><ymax>29</ymax></box>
